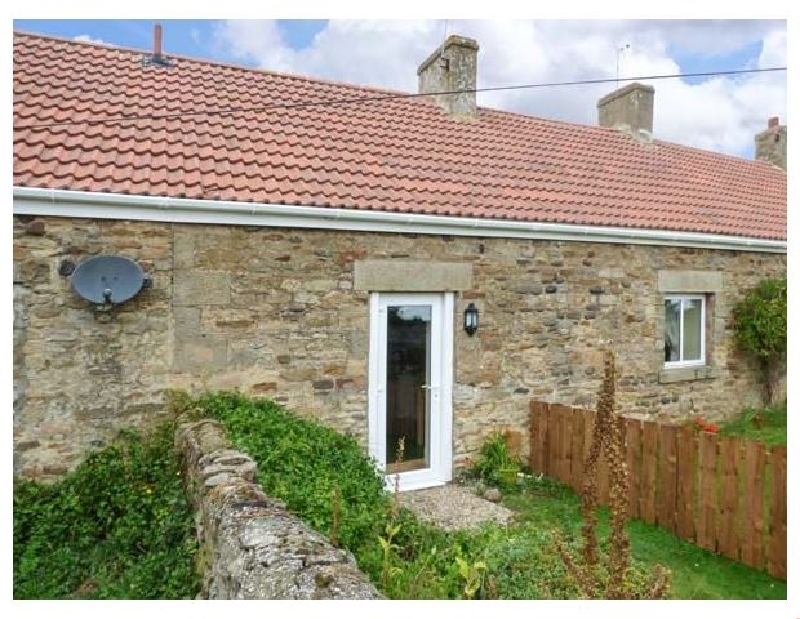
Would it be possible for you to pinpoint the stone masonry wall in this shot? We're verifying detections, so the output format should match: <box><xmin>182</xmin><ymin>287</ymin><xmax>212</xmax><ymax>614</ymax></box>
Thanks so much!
<box><xmin>13</xmin><ymin>216</ymin><xmax>173</xmax><ymax>478</ymax></box>
<box><xmin>13</xmin><ymin>215</ymin><xmax>786</xmax><ymax>479</ymax></box>
<box><xmin>175</xmin><ymin>418</ymin><xmax>381</xmax><ymax>599</ymax></box>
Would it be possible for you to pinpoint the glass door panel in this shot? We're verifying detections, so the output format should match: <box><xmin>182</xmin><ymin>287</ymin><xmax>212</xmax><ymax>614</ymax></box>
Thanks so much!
<box><xmin>385</xmin><ymin>304</ymin><xmax>431</xmax><ymax>474</ymax></box>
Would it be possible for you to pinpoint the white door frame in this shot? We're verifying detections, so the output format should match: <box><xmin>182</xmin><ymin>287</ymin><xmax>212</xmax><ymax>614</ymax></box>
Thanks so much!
<box><xmin>368</xmin><ymin>292</ymin><xmax>454</xmax><ymax>491</ymax></box>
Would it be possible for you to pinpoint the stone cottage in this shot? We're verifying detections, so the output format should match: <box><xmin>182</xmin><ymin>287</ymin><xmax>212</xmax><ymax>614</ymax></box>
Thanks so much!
<box><xmin>13</xmin><ymin>31</ymin><xmax>786</xmax><ymax>487</ymax></box>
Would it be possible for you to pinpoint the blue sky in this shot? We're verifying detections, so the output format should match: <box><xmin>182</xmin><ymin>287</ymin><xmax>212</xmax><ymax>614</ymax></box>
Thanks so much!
<box><xmin>13</xmin><ymin>19</ymin><xmax>786</xmax><ymax>158</ymax></box>
<box><xmin>13</xmin><ymin>19</ymin><xmax>328</xmax><ymax>63</ymax></box>
<box><xmin>14</xmin><ymin>19</ymin><xmax>761</xmax><ymax>75</ymax></box>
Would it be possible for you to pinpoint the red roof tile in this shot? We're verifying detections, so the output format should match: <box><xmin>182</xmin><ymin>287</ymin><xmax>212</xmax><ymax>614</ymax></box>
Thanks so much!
<box><xmin>13</xmin><ymin>32</ymin><xmax>787</xmax><ymax>241</ymax></box>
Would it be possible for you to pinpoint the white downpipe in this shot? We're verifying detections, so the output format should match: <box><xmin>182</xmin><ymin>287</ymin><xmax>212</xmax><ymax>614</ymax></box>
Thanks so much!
<box><xmin>12</xmin><ymin>186</ymin><xmax>786</xmax><ymax>254</ymax></box>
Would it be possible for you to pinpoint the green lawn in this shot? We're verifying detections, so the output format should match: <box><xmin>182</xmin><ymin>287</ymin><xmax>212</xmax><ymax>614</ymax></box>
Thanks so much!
<box><xmin>503</xmin><ymin>477</ymin><xmax>786</xmax><ymax>600</ymax></box>
<box><xmin>719</xmin><ymin>400</ymin><xmax>787</xmax><ymax>446</ymax></box>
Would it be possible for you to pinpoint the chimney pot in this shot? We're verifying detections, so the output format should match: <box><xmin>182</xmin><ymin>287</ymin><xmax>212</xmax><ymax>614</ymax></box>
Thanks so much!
<box><xmin>597</xmin><ymin>82</ymin><xmax>655</xmax><ymax>136</ymax></box>
<box><xmin>768</xmin><ymin>116</ymin><xmax>779</xmax><ymax>129</ymax></box>
<box><xmin>154</xmin><ymin>23</ymin><xmax>163</xmax><ymax>58</ymax></box>
<box><xmin>418</xmin><ymin>35</ymin><xmax>479</xmax><ymax>118</ymax></box>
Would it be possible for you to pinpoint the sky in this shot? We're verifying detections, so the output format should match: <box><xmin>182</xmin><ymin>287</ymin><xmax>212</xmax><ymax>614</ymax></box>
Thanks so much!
<box><xmin>12</xmin><ymin>19</ymin><xmax>787</xmax><ymax>159</ymax></box>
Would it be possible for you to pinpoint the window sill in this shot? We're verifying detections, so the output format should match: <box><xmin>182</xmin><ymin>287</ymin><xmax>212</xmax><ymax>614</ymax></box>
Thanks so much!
<box><xmin>659</xmin><ymin>365</ymin><xmax>719</xmax><ymax>384</ymax></box>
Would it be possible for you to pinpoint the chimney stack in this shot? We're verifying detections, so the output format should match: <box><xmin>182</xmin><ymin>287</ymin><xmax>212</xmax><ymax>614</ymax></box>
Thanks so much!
<box><xmin>597</xmin><ymin>82</ymin><xmax>655</xmax><ymax>136</ymax></box>
<box><xmin>755</xmin><ymin>116</ymin><xmax>787</xmax><ymax>171</ymax></box>
<box><xmin>417</xmin><ymin>35</ymin><xmax>479</xmax><ymax>118</ymax></box>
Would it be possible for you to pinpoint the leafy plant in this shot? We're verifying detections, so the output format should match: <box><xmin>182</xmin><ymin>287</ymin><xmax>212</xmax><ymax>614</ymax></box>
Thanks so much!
<box><xmin>13</xmin><ymin>421</ymin><xmax>199</xmax><ymax>599</ymax></box>
<box><xmin>455</xmin><ymin>555</ymin><xmax>487</xmax><ymax>599</ymax></box>
<box><xmin>732</xmin><ymin>277</ymin><xmax>787</xmax><ymax>404</ymax></box>
<box><xmin>179</xmin><ymin>392</ymin><xmax>391</xmax><ymax>566</ymax></box>
<box><xmin>329</xmin><ymin>483</ymin><xmax>342</xmax><ymax>548</ymax></box>
<box><xmin>473</xmin><ymin>431</ymin><xmax>521</xmax><ymax>491</ymax></box>
<box><xmin>380</xmin><ymin>438</ymin><xmax>405</xmax><ymax>591</ymax></box>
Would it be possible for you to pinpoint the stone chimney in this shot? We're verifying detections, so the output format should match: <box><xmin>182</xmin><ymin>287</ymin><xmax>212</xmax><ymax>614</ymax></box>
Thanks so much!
<box><xmin>597</xmin><ymin>82</ymin><xmax>655</xmax><ymax>136</ymax></box>
<box><xmin>755</xmin><ymin>116</ymin><xmax>787</xmax><ymax>170</ymax></box>
<box><xmin>417</xmin><ymin>35</ymin><xmax>479</xmax><ymax>118</ymax></box>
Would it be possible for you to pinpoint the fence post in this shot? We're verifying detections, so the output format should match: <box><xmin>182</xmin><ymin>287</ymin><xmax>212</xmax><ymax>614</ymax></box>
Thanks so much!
<box><xmin>571</xmin><ymin>409</ymin><xmax>587</xmax><ymax>493</ymax></box>
<box><xmin>625</xmin><ymin>418</ymin><xmax>642</xmax><ymax>520</ymax></box>
<box><xmin>767</xmin><ymin>446</ymin><xmax>787</xmax><ymax>579</ymax></box>
<box><xmin>675</xmin><ymin>424</ymin><xmax>697</xmax><ymax>542</ymax></box>
<box><xmin>717</xmin><ymin>436</ymin><xmax>743</xmax><ymax>562</ymax></box>
<box><xmin>640</xmin><ymin>421</ymin><xmax>659</xmax><ymax>524</ymax></box>
<box><xmin>658</xmin><ymin>424</ymin><xmax>678</xmax><ymax>534</ymax></box>
<box><xmin>697</xmin><ymin>432</ymin><xmax>719</xmax><ymax>553</ymax></box>
<box><xmin>529</xmin><ymin>400</ymin><xmax>540</xmax><ymax>473</ymax></box>
<box><xmin>741</xmin><ymin>440</ymin><xmax>767</xmax><ymax>570</ymax></box>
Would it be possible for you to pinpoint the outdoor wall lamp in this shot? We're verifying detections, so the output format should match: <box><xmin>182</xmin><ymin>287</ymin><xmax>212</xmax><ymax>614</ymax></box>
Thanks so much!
<box><xmin>464</xmin><ymin>303</ymin><xmax>479</xmax><ymax>336</ymax></box>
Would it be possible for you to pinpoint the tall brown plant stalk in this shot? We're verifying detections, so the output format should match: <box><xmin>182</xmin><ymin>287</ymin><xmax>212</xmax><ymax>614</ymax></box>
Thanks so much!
<box><xmin>555</xmin><ymin>348</ymin><xmax>671</xmax><ymax>599</ymax></box>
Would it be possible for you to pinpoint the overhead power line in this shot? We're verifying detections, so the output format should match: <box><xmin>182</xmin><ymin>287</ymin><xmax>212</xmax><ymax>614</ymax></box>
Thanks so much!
<box><xmin>15</xmin><ymin>66</ymin><xmax>786</xmax><ymax>130</ymax></box>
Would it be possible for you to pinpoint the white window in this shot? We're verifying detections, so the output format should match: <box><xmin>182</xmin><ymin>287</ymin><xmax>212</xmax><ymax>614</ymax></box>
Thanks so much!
<box><xmin>664</xmin><ymin>296</ymin><xmax>705</xmax><ymax>367</ymax></box>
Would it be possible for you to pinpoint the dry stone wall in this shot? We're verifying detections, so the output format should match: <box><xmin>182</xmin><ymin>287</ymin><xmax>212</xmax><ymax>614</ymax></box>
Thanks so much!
<box><xmin>13</xmin><ymin>215</ymin><xmax>786</xmax><ymax>479</ymax></box>
<box><xmin>174</xmin><ymin>418</ymin><xmax>381</xmax><ymax>600</ymax></box>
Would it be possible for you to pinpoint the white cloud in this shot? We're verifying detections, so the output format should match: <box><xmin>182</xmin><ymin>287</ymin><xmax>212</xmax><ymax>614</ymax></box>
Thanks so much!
<box><xmin>73</xmin><ymin>34</ymin><xmax>105</xmax><ymax>44</ymax></box>
<box><xmin>212</xmin><ymin>19</ymin><xmax>786</xmax><ymax>158</ymax></box>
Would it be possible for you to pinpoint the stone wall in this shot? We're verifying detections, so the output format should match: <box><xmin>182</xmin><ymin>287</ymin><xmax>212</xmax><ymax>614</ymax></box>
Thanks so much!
<box><xmin>13</xmin><ymin>216</ymin><xmax>173</xmax><ymax>478</ymax></box>
<box><xmin>13</xmin><ymin>215</ymin><xmax>786</xmax><ymax>479</ymax></box>
<box><xmin>174</xmin><ymin>418</ymin><xmax>381</xmax><ymax>600</ymax></box>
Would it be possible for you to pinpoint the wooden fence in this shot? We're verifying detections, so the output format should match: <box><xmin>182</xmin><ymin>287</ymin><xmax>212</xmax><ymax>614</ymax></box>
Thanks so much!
<box><xmin>529</xmin><ymin>401</ymin><xmax>787</xmax><ymax>579</ymax></box>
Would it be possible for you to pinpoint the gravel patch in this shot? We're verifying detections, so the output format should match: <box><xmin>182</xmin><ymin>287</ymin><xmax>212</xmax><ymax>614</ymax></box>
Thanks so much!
<box><xmin>397</xmin><ymin>484</ymin><xmax>515</xmax><ymax>531</ymax></box>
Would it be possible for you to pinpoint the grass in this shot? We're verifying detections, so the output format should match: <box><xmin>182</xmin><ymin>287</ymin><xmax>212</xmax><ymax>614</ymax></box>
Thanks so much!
<box><xmin>503</xmin><ymin>476</ymin><xmax>786</xmax><ymax>600</ymax></box>
<box><xmin>719</xmin><ymin>400</ymin><xmax>787</xmax><ymax>446</ymax></box>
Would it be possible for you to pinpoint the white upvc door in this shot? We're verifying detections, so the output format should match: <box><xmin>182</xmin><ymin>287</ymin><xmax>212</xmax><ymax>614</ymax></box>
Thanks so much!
<box><xmin>368</xmin><ymin>292</ymin><xmax>453</xmax><ymax>492</ymax></box>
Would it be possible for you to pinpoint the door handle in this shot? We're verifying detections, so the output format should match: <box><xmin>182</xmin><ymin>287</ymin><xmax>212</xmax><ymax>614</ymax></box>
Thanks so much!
<box><xmin>420</xmin><ymin>384</ymin><xmax>438</xmax><ymax>390</ymax></box>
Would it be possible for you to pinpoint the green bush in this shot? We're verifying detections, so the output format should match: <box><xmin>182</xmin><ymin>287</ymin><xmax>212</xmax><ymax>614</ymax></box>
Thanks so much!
<box><xmin>732</xmin><ymin>277</ymin><xmax>787</xmax><ymax>403</ymax></box>
<box><xmin>189</xmin><ymin>392</ymin><xmax>391</xmax><ymax>559</ymax></box>
<box><xmin>13</xmin><ymin>422</ymin><xmax>200</xmax><ymax>599</ymax></box>
<box><xmin>473</xmin><ymin>431</ymin><xmax>521</xmax><ymax>491</ymax></box>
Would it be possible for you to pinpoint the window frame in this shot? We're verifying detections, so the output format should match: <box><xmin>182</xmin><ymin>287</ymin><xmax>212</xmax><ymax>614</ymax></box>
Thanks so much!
<box><xmin>663</xmin><ymin>294</ymin><xmax>706</xmax><ymax>369</ymax></box>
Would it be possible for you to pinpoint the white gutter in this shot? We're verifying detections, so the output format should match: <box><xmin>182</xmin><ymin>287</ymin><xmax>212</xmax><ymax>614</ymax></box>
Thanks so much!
<box><xmin>12</xmin><ymin>187</ymin><xmax>786</xmax><ymax>254</ymax></box>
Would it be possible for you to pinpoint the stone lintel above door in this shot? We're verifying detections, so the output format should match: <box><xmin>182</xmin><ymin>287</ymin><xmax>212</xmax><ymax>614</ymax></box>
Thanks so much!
<box><xmin>354</xmin><ymin>260</ymin><xmax>473</xmax><ymax>291</ymax></box>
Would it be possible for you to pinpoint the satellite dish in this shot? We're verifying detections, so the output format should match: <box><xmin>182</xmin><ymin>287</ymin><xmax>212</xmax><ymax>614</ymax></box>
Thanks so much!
<box><xmin>71</xmin><ymin>255</ymin><xmax>148</xmax><ymax>305</ymax></box>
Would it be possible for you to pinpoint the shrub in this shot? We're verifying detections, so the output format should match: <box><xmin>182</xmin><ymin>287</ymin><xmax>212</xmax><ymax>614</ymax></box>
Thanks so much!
<box><xmin>183</xmin><ymin>392</ymin><xmax>391</xmax><ymax>562</ymax></box>
<box><xmin>732</xmin><ymin>277</ymin><xmax>787</xmax><ymax>404</ymax></box>
<box><xmin>473</xmin><ymin>431</ymin><xmax>522</xmax><ymax>491</ymax></box>
<box><xmin>13</xmin><ymin>421</ymin><xmax>200</xmax><ymax>599</ymax></box>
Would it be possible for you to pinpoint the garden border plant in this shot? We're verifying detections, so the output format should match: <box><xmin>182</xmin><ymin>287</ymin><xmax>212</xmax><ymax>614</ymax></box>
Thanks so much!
<box><xmin>13</xmin><ymin>419</ymin><xmax>200</xmax><ymax>600</ymax></box>
<box><xmin>732</xmin><ymin>276</ymin><xmax>787</xmax><ymax>405</ymax></box>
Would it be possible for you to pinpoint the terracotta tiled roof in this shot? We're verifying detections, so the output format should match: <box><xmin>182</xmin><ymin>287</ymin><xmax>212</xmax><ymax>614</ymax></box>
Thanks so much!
<box><xmin>13</xmin><ymin>31</ymin><xmax>787</xmax><ymax>241</ymax></box>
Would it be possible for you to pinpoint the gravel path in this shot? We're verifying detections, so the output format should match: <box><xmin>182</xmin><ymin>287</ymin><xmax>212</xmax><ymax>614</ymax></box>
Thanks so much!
<box><xmin>397</xmin><ymin>484</ymin><xmax>515</xmax><ymax>531</ymax></box>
